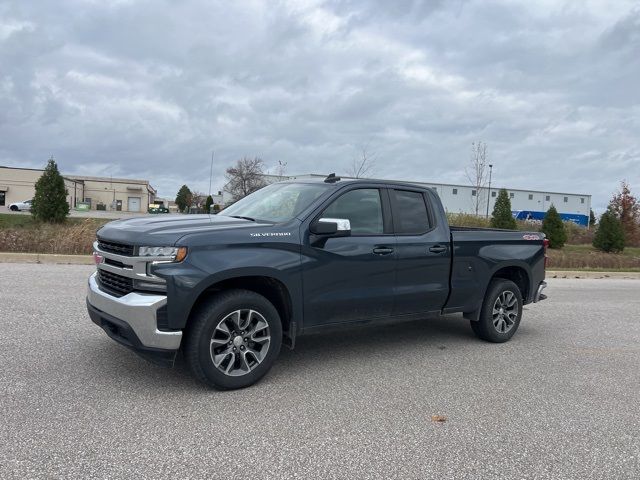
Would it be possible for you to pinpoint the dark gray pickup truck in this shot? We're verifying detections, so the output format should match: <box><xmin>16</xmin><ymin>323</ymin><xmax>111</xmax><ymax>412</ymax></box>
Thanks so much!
<box><xmin>87</xmin><ymin>175</ymin><xmax>548</xmax><ymax>389</ymax></box>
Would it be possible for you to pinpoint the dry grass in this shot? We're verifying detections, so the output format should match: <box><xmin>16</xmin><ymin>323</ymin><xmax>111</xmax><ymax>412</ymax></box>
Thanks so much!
<box><xmin>548</xmin><ymin>246</ymin><xmax>640</xmax><ymax>270</ymax></box>
<box><xmin>446</xmin><ymin>213</ymin><xmax>537</xmax><ymax>231</ymax></box>
<box><xmin>2</xmin><ymin>213</ymin><xmax>639</xmax><ymax>271</ymax></box>
<box><xmin>446</xmin><ymin>213</ymin><xmax>492</xmax><ymax>228</ymax></box>
<box><xmin>0</xmin><ymin>215</ymin><xmax>106</xmax><ymax>255</ymax></box>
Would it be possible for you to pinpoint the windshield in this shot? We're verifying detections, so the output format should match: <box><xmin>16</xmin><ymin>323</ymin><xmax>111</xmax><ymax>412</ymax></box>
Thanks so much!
<box><xmin>219</xmin><ymin>182</ymin><xmax>328</xmax><ymax>222</ymax></box>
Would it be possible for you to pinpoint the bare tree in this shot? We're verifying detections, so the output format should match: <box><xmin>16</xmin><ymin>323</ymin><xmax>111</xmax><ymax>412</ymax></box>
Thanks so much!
<box><xmin>348</xmin><ymin>146</ymin><xmax>376</xmax><ymax>178</ymax></box>
<box><xmin>191</xmin><ymin>190</ymin><xmax>207</xmax><ymax>208</ymax></box>
<box><xmin>224</xmin><ymin>157</ymin><xmax>267</xmax><ymax>201</ymax></box>
<box><xmin>466</xmin><ymin>141</ymin><xmax>489</xmax><ymax>216</ymax></box>
<box><xmin>275</xmin><ymin>160</ymin><xmax>288</xmax><ymax>178</ymax></box>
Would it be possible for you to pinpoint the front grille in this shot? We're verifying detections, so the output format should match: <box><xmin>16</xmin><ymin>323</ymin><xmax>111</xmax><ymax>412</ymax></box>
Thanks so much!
<box><xmin>97</xmin><ymin>239</ymin><xmax>135</xmax><ymax>256</ymax></box>
<box><xmin>104</xmin><ymin>257</ymin><xmax>129</xmax><ymax>269</ymax></box>
<box><xmin>98</xmin><ymin>269</ymin><xmax>134</xmax><ymax>297</ymax></box>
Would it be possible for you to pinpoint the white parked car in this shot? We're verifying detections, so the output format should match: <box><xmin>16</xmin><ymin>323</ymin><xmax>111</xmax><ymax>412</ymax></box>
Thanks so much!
<box><xmin>9</xmin><ymin>199</ymin><xmax>33</xmax><ymax>211</ymax></box>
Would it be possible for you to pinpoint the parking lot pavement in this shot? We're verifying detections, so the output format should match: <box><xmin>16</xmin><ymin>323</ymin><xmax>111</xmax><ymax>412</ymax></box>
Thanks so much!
<box><xmin>1</xmin><ymin>263</ymin><xmax>638</xmax><ymax>479</ymax></box>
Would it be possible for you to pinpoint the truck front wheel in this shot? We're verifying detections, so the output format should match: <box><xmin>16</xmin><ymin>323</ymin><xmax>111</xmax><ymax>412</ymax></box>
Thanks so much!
<box><xmin>184</xmin><ymin>289</ymin><xmax>282</xmax><ymax>390</ymax></box>
<box><xmin>470</xmin><ymin>279</ymin><xmax>523</xmax><ymax>343</ymax></box>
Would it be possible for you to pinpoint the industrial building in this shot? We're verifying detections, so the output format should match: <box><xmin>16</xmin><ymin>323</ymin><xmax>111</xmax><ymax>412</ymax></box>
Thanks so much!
<box><xmin>0</xmin><ymin>165</ymin><xmax>156</xmax><ymax>212</ymax></box>
<box><xmin>229</xmin><ymin>173</ymin><xmax>591</xmax><ymax>226</ymax></box>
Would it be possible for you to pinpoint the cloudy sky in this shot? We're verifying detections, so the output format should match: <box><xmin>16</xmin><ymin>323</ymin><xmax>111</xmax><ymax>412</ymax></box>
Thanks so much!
<box><xmin>1</xmin><ymin>0</ymin><xmax>638</xmax><ymax>210</ymax></box>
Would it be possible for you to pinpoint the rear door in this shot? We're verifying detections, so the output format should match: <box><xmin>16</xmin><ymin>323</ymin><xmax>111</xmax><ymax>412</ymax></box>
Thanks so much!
<box><xmin>390</xmin><ymin>188</ymin><xmax>451</xmax><ymax>315</ymax></box>
<box><xmin>301</xmin><ymin>187</ymin><xmax>396</xmax><ymax>326</ymax></box>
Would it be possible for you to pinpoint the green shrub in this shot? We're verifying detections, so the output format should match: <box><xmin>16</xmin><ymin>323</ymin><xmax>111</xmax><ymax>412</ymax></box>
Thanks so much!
<box><xmin>541</xmin><ymin>205</ymin><xmax>567</xmax><ymax>248</ymax></box>
<box><xmin>205</xmin><ymin>195</ymin><xmax>213</xmax><ymax>213</ymax></box>
<box><xmin>31</xmin><ymin>158</ymin><xmax>70</xmax><ymax>223</ymax></box>
<box><xmin>490</xmin><ymin>189</ymin><xmax>517</xmax><ymax>229</ymax></box>
<box><xmin>175</xmin><ymin>185</ymin><xmax>192</xmax><ymax>213</ymax></box>
<box><xmin>593</xmin><ymin>210</ymin><xmax>625</xmax><ymax>253</ymax></box>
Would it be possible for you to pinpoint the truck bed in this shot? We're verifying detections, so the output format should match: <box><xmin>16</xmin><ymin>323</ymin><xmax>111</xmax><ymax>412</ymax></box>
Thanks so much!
<box><xmin>444</xmin><ymin>226</ymin><xmax>546</xmax><ymax>315</ymax></box>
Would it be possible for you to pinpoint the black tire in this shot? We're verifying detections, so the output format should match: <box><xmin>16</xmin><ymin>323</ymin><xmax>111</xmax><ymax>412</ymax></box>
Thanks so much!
<box><xmin>470</xmin><ymin>279</ymin><xmax>523</xmax><ymax>343</ymax></box>
<box><xmin>10</xmin><ymin>206</ymin><xmax>18</xmax><ymax>211</ymax></box>
<box><xmin>184</xmin><ymin>289</ymin><xmax>282</xmax><ymax>390</ymax></box>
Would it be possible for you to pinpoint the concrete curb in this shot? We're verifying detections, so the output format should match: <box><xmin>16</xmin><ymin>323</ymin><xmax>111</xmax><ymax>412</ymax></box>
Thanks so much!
<box><xmin>546</xmin><ymin>270</ymin><xmax>640</xmax><ymax>279</ymax></box>
<box><xmin>0</xmin><ymin>252</ymin><xmax>94</xmax><ymax>265</ymax></box>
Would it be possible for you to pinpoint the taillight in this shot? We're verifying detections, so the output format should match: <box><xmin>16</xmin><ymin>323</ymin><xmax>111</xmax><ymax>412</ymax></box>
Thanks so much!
<box><xmin>543</xmin><ymin>238</ymin><xmax>549</xmax><ymax>269</ymax></box>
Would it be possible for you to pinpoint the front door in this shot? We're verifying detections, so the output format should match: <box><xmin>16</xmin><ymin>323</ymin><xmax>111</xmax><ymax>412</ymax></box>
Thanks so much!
<box><xmin>302</xmin><ymin>187</ymin><xmax>396</xmax><ymax>327</ymax></box>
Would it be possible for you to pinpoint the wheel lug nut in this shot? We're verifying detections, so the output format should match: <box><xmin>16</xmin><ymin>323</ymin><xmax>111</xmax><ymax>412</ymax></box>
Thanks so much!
<box><xmin>240</xmin><ymin>346</ymin><xmax>245</xmax><ymax>350</ymax></box>
<box><xmin>233</xmin><ymin>347</ymin><xmax>236</xmax><ymax>351</ymax></box>
<box><xmin>244</xmin><ymin>338</ymin><xmax>248</xmax><ymax>342</ymax></box>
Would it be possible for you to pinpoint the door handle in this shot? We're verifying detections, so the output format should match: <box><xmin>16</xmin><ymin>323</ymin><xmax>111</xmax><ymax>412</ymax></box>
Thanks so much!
<box><xmin>428</xmin><ymin>245</ymin><xmax>447</xmax><ymax>254</ymax></box>
<box><xmin>373</xmin><ymin>247</ymin><xmax>394</xmax><ymax>255</ymax></box>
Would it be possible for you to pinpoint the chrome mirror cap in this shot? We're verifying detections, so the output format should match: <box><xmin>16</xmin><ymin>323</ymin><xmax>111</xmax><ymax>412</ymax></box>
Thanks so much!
<box><xmin>318</xmin><ymin>218</ymin><xmax>351</xmax><ymax>231</ymax></box>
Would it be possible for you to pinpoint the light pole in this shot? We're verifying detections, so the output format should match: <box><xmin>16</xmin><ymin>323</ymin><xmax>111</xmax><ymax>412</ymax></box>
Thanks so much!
<box><xmin>485</xmin><ymin>164</ymin><xmax>493</xmax><ymax>218</ymax></box>
<box><xmin>208</xmin><ymin>151</ymin><xmax>214</xmax><ymax>197</ymax></box>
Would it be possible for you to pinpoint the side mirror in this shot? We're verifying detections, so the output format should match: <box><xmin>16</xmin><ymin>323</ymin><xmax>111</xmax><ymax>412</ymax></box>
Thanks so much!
<box><xmin>310</xmin><ymin>218</ymin><xmax>351</xmax><ymax>236</ymax></box>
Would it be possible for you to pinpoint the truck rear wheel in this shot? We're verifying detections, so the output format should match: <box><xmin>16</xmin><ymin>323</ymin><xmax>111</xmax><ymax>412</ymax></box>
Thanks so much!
<box><xmin>470</xmin><ymin>279</ymin><xmax>523</xmax><ymax>343</ymax></box>
<box><xmin>184</xmin><ymin>289</ymin><xmax>282</xmax><ymax>390</ymax></box>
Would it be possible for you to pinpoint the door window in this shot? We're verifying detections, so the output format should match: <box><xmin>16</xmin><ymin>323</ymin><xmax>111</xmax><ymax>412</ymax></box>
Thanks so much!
<box><xmin>322</xmin><ymin>189</ymin><xmax>383</xmax><ymax>235</ymax></box>
<box><xmin>392</xmin><ymin>190</ymin><xmax>431</xmax><ymax>234</ymax></box>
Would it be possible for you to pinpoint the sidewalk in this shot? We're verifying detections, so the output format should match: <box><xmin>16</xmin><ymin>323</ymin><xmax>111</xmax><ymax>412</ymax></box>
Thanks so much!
<box><xmin>0</xmin><ymin>252</ymin><xmax>94</xmax><ymax>265</ymax></box>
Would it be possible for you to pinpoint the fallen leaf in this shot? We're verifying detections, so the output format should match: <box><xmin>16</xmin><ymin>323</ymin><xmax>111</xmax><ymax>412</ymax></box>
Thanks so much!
<box><xmin>431</xmin><ymin>415</ymin><xmax>447</xmax><ymax>423</ymax></box>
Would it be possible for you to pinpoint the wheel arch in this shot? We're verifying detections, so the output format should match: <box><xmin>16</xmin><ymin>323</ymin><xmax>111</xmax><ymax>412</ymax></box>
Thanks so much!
<box><xmin>183</xmin><ymin>270</ymin><xmax>297</xmax><ymax>347</ymax></box>
<box><xmin>490</xmin><ymin>264</ymin><xmax>531</xmax><ymax>304</ymax></box>
<box><xmin>464</xmin><ymin>262</ymin><xmax>532</xmax><ymax>322</ymax></box>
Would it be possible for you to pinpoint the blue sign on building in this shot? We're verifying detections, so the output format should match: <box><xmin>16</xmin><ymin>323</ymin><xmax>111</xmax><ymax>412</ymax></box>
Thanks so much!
<box><xmin>512</xmin><ymin>210</ymin><xmax>589</xmax><ymax>227</ymax></box>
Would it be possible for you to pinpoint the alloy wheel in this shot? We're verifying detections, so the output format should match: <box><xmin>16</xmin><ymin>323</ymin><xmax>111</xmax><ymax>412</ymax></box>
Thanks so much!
<box><xmin>209</xmin><ymin>309</ymin><xmax>271</xmax><ymax>377</ymax></box>
<box><xmin>492</xmin><ymin>290</ymin><xmax>519</xmax><ymax>334</ymax></box>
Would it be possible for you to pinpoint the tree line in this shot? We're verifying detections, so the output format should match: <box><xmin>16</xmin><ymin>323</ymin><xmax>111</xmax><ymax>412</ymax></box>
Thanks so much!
<box><xmin>24</xmin><ymin>157</ymin><xmax>640</xmax><ymax>257</ymax></box>
<box><xmin>490</xmin><ymin>180</ymin><xmax>639</xmax><ymax>253</ymax></box>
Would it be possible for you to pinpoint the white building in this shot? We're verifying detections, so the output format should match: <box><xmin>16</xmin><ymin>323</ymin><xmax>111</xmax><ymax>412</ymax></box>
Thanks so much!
<box><xmin>224</xmin><ymin>173</ymin><xmax>592</xmax><ymax>226</ymax></box>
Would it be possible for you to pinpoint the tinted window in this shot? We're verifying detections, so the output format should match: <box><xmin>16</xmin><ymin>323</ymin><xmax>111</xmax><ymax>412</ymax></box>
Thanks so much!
<box><xmin>322</xmin><ymin>189</ymin><xmax>383</xmax><ymax>234</ymax></box>
<box><xmin>393</xmin><ymin>190</ymin><xmax>430</xmax><ymax>234</ymax></box>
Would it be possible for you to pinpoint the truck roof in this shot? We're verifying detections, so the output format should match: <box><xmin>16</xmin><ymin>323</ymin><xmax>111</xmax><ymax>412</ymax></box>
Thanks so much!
<box><xmin>280</xmin><ymin>176</ymin><xmax>436</xmax><ymax>191</ymax></box>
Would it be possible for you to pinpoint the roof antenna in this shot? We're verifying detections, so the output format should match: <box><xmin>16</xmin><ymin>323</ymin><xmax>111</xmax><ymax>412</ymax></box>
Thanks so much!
<box><xmin>324</xmin><ymin>173</ymin><xmax>341</xmax><ymax>183</ymax></box>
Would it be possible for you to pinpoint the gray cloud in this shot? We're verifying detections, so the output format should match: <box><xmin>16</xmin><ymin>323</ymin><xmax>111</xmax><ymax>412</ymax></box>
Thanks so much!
<box><xmin>0</xmin><ymin>0</ymin><xmax>638</xmax><ymax>210</ymax></box>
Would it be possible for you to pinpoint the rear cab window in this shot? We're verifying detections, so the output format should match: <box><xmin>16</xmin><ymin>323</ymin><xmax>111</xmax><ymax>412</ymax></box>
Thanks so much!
<box><xmin>390</xmin><ymin>189</ymin><xmax>431</xmax><ymax>234</ymax></box>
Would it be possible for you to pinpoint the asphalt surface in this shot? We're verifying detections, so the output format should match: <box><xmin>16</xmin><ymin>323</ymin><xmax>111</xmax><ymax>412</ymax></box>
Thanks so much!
<box><xmin>1</xmin><ymin>263</ymin><xmax>639</xmax><ymax>479</ymax></box>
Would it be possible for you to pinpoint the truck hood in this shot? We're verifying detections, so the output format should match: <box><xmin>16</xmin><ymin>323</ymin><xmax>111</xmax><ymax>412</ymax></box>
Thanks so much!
<box><xmin>96</xmin><ymin>214</ymin><xmax>272</xmax><ymax>246</ymax></box>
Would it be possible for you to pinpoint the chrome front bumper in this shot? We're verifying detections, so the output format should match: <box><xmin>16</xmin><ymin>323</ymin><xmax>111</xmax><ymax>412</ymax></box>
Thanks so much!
<box><xmin>87</xmin><ymin>272</ymin><xmax>182</xmax><ymax>350</ymax></box>
<box><xmin>534</xmin><ymin>281</ymin><xmax>548</xmax><ymax>303</ymax></box>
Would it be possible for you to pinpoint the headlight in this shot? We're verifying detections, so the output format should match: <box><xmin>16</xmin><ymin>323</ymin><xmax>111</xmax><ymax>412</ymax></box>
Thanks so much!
<box><xmin>139</xmin><ymin>246</ymin><xmax>187</xmax><ymax>262</ymax></box>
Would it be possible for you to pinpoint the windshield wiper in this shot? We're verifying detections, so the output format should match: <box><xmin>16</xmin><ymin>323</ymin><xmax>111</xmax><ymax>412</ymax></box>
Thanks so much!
<box><xmin>228</xmin><ymin>215</ymin><xmax>256</xmax><ymax>222</ymax></box>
